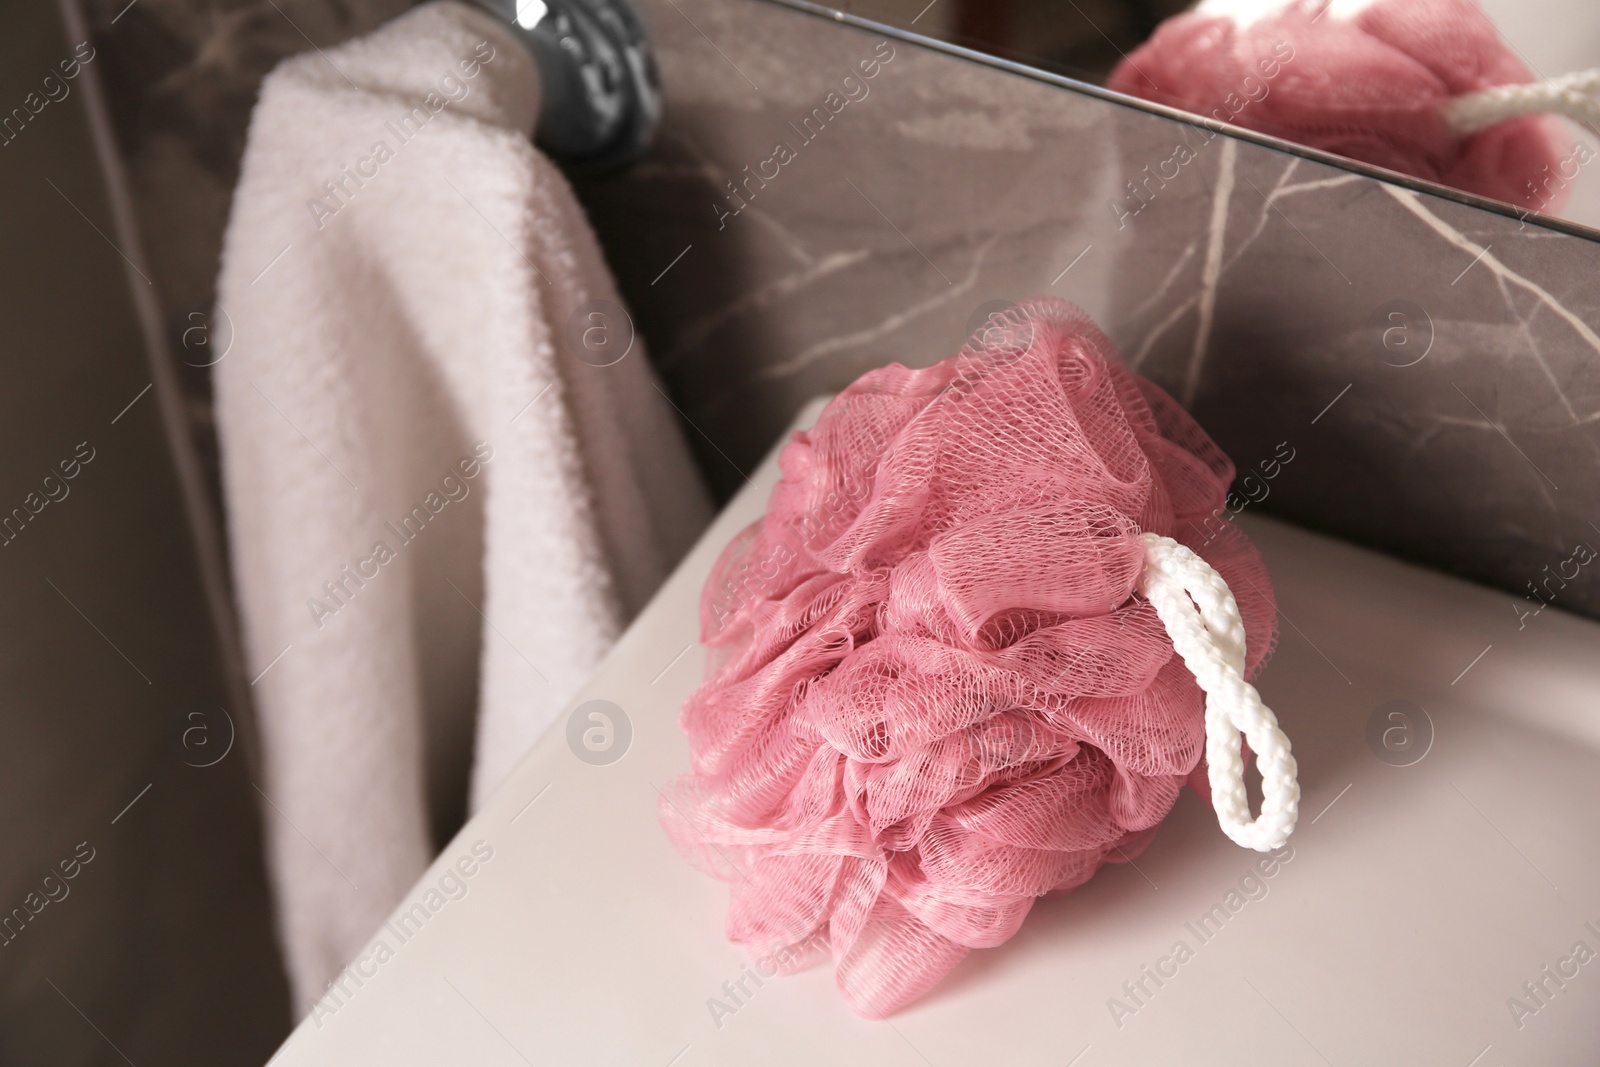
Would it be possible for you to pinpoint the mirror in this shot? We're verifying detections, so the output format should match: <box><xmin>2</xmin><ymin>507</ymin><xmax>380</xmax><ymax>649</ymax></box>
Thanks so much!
<box><xmin>796</xmin><ymin>0</ymin><xmax>1600</xmax><ymax>231</ymax></box>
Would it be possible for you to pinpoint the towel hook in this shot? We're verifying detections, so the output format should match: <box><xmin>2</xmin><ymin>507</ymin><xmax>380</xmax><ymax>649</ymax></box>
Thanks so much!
<box><xmin>471</xmin><ymin>0</ymin><xmax>662</xmax><ymax>170</ymax></box>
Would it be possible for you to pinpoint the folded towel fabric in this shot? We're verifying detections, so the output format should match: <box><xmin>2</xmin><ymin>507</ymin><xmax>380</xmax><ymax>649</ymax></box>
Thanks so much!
<box><xmin>214</xmin><ymin>0</ymin><xmax>710</xmax><ymax>1014</ymax></box>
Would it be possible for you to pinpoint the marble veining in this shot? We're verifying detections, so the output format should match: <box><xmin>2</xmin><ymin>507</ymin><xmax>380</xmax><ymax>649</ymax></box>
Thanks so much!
<box><xmin>575</xmin><ymin>0</ymin><xmax>1600</xmax><ymax>622</ymax></box>
<box><xmin>83</xmin><ymin>0</ymin><xmax>1600</xmax><ymax>620</ymax></box>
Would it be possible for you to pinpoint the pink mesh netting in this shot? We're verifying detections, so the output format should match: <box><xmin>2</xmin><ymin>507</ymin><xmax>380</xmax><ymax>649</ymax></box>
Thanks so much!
<box><xmin>661</xmin><ymin>299</ymin><xmax>1278</xmax><ymax>1018</ymax></box>
<box><xmin>1108</xmin><ymin>0</ymin><xmax>1567</xmax><ymax>210</ymax></box>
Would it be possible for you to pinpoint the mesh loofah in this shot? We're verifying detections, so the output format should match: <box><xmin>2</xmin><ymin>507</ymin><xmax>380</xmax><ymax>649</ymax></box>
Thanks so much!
<box><xmin>660</xmin><ymin>299</ymin><xmax>1279</xmax><ymax>1018</ymax></box>
<box><xmin>1108</xmin><ymin>0</ymin><xmax>1569</xmax><ymax>211</ymax></box>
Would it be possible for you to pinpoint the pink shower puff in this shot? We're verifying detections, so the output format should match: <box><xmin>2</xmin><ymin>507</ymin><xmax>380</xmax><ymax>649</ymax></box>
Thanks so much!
<box><xmin>1108</xmin><ymin>0</ymin><xmax>1569</xmax><ymax>211</ymax></box>
<box><xmin>660</xmin><ymin>299</ymin><xmax>1277</xmax><ymax>1018</ymax></box>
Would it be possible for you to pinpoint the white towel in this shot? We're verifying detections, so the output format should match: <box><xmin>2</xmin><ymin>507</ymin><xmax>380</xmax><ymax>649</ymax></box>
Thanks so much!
<box><xmin>214</xmin><ymin>0</ymin><xmax>710</xmax><ymax>1015</ymax></box>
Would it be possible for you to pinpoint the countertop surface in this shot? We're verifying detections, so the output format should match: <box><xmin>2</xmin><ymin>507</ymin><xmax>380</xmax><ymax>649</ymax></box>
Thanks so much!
<box><xmin>270</xmin><ymin>399</ymin><xmax>1600</xmax><ymax>1066</ymax></box>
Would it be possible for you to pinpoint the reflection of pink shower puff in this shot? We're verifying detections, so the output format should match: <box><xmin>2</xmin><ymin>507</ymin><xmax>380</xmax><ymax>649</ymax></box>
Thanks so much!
<box><xmin>1109</xmin><ymin>0</ymin><xmax>1568</xmax><ymax>210</ymax></box>
<box><xmin>661</xmin><ymin>300</ymin><xmax>1278</xmax><ymax>1018</ymax></box>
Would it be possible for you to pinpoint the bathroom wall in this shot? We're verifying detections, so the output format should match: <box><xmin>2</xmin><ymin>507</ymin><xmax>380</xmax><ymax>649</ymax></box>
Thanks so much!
<box><xmin>573</xmin><ymin>0</ymin><xmax>1600</xmax><ymax>625</ymax></box>
<box><xmin>84</xmin><ymin>0</ymin><xmax>1600</xmax><ymax>620</ymax></box>
<box><xmin>1</xmin><ymin>4</ymin><xmax>290</xmax><ymax>1064</ymax></box>
<box><xmin>83</xmin><ymin>0</ymin><xmax>414</xmax><ymax>501</ymax></box>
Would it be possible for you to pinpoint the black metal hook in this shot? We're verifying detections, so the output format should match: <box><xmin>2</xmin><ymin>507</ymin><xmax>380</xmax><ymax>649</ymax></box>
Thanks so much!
<box><xmin>471</xmin><ymin>0</ymin><xmax>662</xmax><ymax>172</ymax></box>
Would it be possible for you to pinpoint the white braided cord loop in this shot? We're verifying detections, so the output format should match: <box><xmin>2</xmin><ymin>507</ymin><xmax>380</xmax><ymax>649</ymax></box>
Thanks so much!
<box><xmin>1444</xmin><ymin>68</ymin><xmax>1600</xmax><ymax>135</ymax></box>
<box><xmin>1136</xmin><ymin>533</ymin><xmax>1299</xmax><ymax>851</ymax></box>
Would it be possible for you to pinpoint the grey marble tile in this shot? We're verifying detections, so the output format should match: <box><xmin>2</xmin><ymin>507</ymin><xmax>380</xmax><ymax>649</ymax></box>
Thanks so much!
<box><xmin>82</xmin><ymin>0</ymin><xmax>1600</xmax><ymax>620</ymax></box>
<box><xmin>573</xmin><ymin>0</ymin><xmax>1600</xmax><ymax>622</ymax></box>
<box><xmin>85</xmin><ymin>0</ymin><xmax>414</xmax><ymax>500</ymax></box>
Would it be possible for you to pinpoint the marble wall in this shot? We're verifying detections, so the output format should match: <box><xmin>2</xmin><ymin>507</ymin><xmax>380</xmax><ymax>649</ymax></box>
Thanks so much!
<box><xmin>85</xmin><ymin>0</ymin><xmax>415</xmax><ymax>494</ymax></box>
<box><xmin>571</xmin><ymin>0</ymin><xmax>1600</xmax><ymax>625</ymax></box>
<box><xmin>85</xmin><ymin>0</ymin><xmax>1600</xmax><ymax>617</ymax></box>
